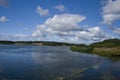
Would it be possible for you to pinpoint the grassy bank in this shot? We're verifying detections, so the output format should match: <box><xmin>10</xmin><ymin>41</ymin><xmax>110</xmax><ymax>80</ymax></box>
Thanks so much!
<box><xmin>70</xmin><ymin>39</ymin><xmax>120</xmax><ymax>58</ymax></box>
<box><xmin>70</xmin><ymin>46</ymin><xmax>93</xmax><ymax>53</ymax></box>
<box><xmin>92</xmin><ymin>47</ymin><xmax>120</xmax><ymax>57</ymax></box>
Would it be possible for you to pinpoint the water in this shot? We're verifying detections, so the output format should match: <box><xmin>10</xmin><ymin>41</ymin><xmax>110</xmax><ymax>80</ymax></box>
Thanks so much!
<box><xmin>0</xmin><ymin>44</ymin><xmax>120</xmax><ymax>80</ymax></box>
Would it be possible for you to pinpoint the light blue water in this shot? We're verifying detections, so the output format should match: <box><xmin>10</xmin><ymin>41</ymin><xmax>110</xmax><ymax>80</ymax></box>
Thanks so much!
<box><xmin>0</xmin><ymin>44</ymin><xmax>120</xmax><ymax>80</ymax></box>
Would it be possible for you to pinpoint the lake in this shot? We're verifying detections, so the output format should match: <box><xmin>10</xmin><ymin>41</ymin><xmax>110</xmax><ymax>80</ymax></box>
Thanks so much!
<box><xmin>0</xmin><ymin>44</ymin><xmax>120</xmax><ymax>80</ymax></box>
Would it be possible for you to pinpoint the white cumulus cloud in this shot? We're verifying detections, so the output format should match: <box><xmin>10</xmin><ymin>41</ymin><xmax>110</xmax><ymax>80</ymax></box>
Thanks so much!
<box><xmin>32</xmin><ymin>14</ymin><xmax>86</xmax><ymax>37</ymax></box>
<box><xmin>36</xmin><ymin>5</ymin><xmax>49</xmax><ymax>16</ymax></box>
<box><xmin>45</xmin><ymin>14</ymin><xmax>86</xmax><ymax>31</ymax></box>
<box><xmin>54</xmin><ymin>5</ymin><xmax>66</xmax><ymax>12</ymax></box>
<box><xmin>32</xmin><ymin>14</ymin><xmax>111</xmax><ymax>43</ymax></box>
<box><xmin>113</xmin><ymin>28</ymin><xmax>120</xmax><ymax>34</ymax></box>
<box><xmin>0</xmin><ymin>16</ymin><xmax>8</xmax><ymax>22</ymax></box>
<box><xmin>102</xmin><ymin>0</ymin><xmax>120</xmax><ymax>25</ymax></box>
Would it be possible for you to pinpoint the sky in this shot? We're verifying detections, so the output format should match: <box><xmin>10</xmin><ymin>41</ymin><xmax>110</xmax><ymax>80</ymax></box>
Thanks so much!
<box><xmin>0</xmin><ymin>0</ymin><xmax>120</xmax><ymax>44</ymax></box>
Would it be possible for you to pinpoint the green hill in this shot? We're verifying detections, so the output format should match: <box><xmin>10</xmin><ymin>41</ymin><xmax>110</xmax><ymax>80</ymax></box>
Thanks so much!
<box><xmin>90</xmin><ymin>39</ymin><xmax>120</xmax><ymax>48</ymax></box>
<box><xmin>70</xmin><ymin>39</ymin><xmax>120</xmax><ymax>58</ymax></box>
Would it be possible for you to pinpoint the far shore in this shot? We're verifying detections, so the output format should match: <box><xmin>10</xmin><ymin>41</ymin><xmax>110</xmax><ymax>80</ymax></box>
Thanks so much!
<box><xmin>0</xmin><ymin>39</ymin><xmax>120</xmax><ymax>59</ymax></box>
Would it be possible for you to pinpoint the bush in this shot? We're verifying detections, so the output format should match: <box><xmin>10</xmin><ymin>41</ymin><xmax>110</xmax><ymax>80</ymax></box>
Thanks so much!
<box><xmin>70</xmin><ymin>46</ymin><xmax>93</xmax><ymax>53</ymax></box>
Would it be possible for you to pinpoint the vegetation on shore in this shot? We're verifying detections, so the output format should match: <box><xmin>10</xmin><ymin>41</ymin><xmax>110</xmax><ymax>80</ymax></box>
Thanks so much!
<box><xmin>0</xmin><ymin>41</ymin><xmax>74</xmax><ymax>46</ymax></box>
<box><xmin>70</xmin><ymin>39</ymin><xmax>120</xmax><ymax>58</ymax></box>
<box><xmin>0</xmin><ymin>41</ymin><xmax>14</xmax><ymax>44</ymax></box>
<box><xmin>70</xmin><ymin>44</ymin><xmax>93</xmax><ymax>53</ymax></box>
<box><xmin>0</xmin><ymin>39</ymin><xmax>120</xmax><ymax>58</ymax></box>
<box><xmin>92</xmin><ymin>47</ymin><xmax>120</xmax><ymax>57</ymax></box>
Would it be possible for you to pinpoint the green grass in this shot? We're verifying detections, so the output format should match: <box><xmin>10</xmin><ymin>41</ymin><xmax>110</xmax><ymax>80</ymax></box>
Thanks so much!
<box><xmin>70</xmin><ymin>46</ymin><xmax>120</xmax><ymax>58</ymax></box>
<box><xmin>70</xmin><ymin>39</ymin><xmax>120</xmax><ymax>58</ymax></box>
<box><xmin>70</xmin><ymin>46</ymin><xmax>93</xmax><ymax>53</ymax></box>
<box><xmin>92</xmin><ymin>46</ymin><xmax>120</xmax><ymax>57</ymax></box>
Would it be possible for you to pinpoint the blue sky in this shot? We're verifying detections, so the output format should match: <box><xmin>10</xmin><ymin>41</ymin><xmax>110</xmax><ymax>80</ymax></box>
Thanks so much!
<box><xmin>0</xmin><ymin>0</ymin><xmax>120</xmax><ymax>44</ymax></box>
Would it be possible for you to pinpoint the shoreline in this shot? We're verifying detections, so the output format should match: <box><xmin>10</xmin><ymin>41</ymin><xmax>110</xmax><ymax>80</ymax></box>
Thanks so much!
<box><xmin>0</xmin><ymin>39</ymin><xmax>120</xmax><ymax>58</ymax></box>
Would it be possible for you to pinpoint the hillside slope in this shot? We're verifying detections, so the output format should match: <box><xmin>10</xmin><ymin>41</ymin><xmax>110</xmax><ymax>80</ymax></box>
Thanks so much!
<box><xmin>70</xmin><ymin>39</ymin><xmax>120</xmax><ymax>57</ymax></box>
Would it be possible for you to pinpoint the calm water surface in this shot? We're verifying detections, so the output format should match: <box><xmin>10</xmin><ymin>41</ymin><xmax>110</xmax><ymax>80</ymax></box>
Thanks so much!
<box><xmin>0</xmin><ymin>44</ymin><xmax>120</xmax><ymax>80</ymax></box>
